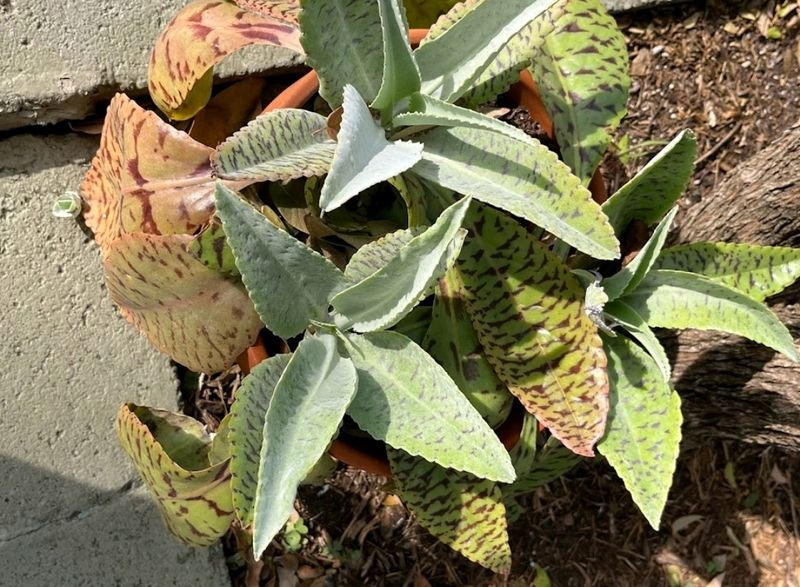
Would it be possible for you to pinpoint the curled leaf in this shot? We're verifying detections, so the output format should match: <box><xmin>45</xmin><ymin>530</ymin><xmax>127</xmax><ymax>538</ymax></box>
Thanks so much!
<box><xmin>148</xmin><ymin>0</ymin><xmax>302</xmax><ymax>119</ymax></box>
<box><xmin>116</xmin><ymin>404</ymin><xmax>234</xmax><ymax>546</ymax></box>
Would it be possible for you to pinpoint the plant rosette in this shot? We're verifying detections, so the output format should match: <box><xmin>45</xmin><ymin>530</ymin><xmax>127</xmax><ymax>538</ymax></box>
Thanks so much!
<box><xmin>79</xmin><ymin>0</ymin><xmax>800</xmax><ymax>577</ymax></box>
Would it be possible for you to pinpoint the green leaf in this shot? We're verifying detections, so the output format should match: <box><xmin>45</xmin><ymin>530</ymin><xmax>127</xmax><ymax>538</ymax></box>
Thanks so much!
<box><xmin>252</xmin><ymin>334</ymin><xmax>358</xmax><ymax>557</ymax></box>
<box><xmin>344</xmin><ymin>331</ymin><xmax>516</xmax><ymax>482</ymax></box>
<box><xmin>424</xmin><ymin>268</ymin><xmax>514</xmax><ymax>427</ymax></box>
<box><xmin>186</xmin><ymin>220</ymin><xmax>239</xmax><ymax>276</ymax></box>
<box><xmin>390</xmin><ymin>305</ymin><xmax>432</xmax><ymax>345</ymax></box>
<box><xmin>211</xmin><ymin>109</ymin><xmax>336</xmax><ymax>183</ymax></box>
<box><xmin>529</xmin><ymin>0</ymin><xmax>630</xmax><ymax>184</ymax></box>
<box><xmin>403</xmin><ymin>0</ymin><xmax>460</xmax><ymax>28</ymax></box>
<box><xmin>215</xmin><ymin>183</ymin><xmax>346</xmax><ymax>338</ymax></box>
<box><xmin>653</xmin><ymin>243</ymin><xmax>800</xmax><ymax>303</ymax></box>
<box><xmin>387</xmin><ymin>173</ymin><xmax>430</xmax><ymax>225</ymax></box>
<box><xmin>331</xmin><ymin>197</ymin><xmax>470</xmax><ymax>332</ymax></box>
<box><xmin>413</xmin><ymin>0</ymin><xmax>557</xmax><ymax>103</ymax></box>
<box><xmin>602</xmin><ymin>130</ymin><xmax>697</xmax><ymax>234</ymax></box>
<box><xmin>319</xmin><ymin>85</ymin><xmax>423</xmax><ymax>212</ymax></box>
<box><xmin>344</xmin><ymin>227</ymin><xmax>426</xmax><ymax>283</ymax></box>
<box><xmin>414</xmin><ymin>126</ymin><xmax>619</xmax><ymax>260</ymax></box>
<box><xmin>603</xmin><ymin>207</ymin><xmax>678</xmax><ymax>300</ymax></box>
<box><xmin>598</xmin><ymin>334</ymin><xmax>682</xmax><ymax>530</ymax></box>
<box><xmin>372</xmin><ymin>0</ymin><xmax>421</xmax><ymax>113</ymax></box>
<box><xmin>503</xmin><ymin>436</ymin><xmax>581</xmax><ymax>502</ymax></box>
<box><xmin>393</xmin><ymin>92</ymin><xmax>530</xmax><ymax>141</ymax></box>
<box><xmin>457</xmin><ymin>204</ymin><xmax>609</xmax><ymax>456</ymax></box>
<box><xmin>621</xmin><ymin>269</ymin><xmax>799</xmax><ymax>362</ymax></box>
<box><xmin>422</xmin><ymin>0</ymin><xmax>563</xmax><ymax>108</ymax></box>
<box><xmin>604</xmin><ymin>299</ymin><xmax>671</xmax><ymax>382</ymax></box>
<box><xmin>116</xmin><ymin>404</ymin><xmax>234</xmax><ymax>546</ymax></box>
<box><xmin>229</xmin><ymin>353</ymin><xmax>291</xmax><ymax>526</ymax></box>
<box><xmin>299</xmin><ymin>0</ymin><xmax>384</xmax><ymax>108</ymax></box>
<box><xmin>388</xmin><ymin>448</ymin><xmax>511</xmax><ymax>573</ymax></box>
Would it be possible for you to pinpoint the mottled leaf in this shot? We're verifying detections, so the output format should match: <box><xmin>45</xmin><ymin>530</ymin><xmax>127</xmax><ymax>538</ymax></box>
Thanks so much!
<box><xmin>332</xmin><ymin>197</ymin><xmax>470</xmax><ymax>332</ymax></box>
<box><xmin>80</xmin><ymin>94</ymin><xmax>220</xmax><ymax>250</ymax></box>
<box><xmin>212</xmin><ymin>109</ymin><xmax>336</xmax><ymax>183</ymax></box>
<box><xmin>116</xmin><ymin>404</ymin><xmax>234</xmax><ymax>546</ymax></box>
<box><xmin>215</xmin><ymin>183</ymin><xmax>346</xmax><ymax>338</ymax></box>
<box><xmin>653</xmin><ymin>243</ymin><xmax>800</xmax><ymax>303</ymax></box>
<box><xmin>621</xmin><ymin>269</ymin><xmax>799</xmax><ymax>361</ymax></box>
<box><xmin>393</xmin><ymin>92</ymin><xmax>530</xmax><ymax>141</ymax></box>
<box><xmin>148</xmin><ymin>0</ymin><xmax>302</xmax><ymax>119</ymax></box>
<box><xmin>229</xmin><ymin>353</ymin><xmax>291</xmax><ymax>526</ymax></box>
<box><xmin>253</xmin><ymin>334</ymin><xmax>358</xmax><ymax>557</ymax></box>
<box><xmin>503</xmin><ymin>436</ymin><xmax>581</xmax><ymax>504</ymax></box>
<box><xmin>602</xmin><ymin>130</ymin><xmax>697</xmax><ymax>234</ymax></box>
<box><xmin>372</xmin><ymin>0</ymin><xmax>421</xmax><ymax>113</ymax></box>
<box><xmin>599</xmin><ymin>335</ymin><xmax>682</xmax><ymax>529</ymax></box>
<box><xmin>414</xmin><ymin>0</ymin><xmax>557</xmax><ymax>103</ymax></box>
<box><xmin>320</xmin><ymin>85</ymin><xmax>423</xmax><ymax>212</ymax></box>
<box><xmin>388</xmin><ymin>448</ymin><xmax>511</xmax><ymax>573</ymax></box>
<box><xmin>187</xmin><ymin>220</ymin><xmax>239</xmax><ymax>276</ymax></box>
<box><xmin>234</xmin><ymin>0</ymin><xmax>300</xmax><ymax>20</ymax></box>
<box><xmin>604</xmin><ymin>207</ymin><xmax>678</xmax><ymax>300</ymax></box>
<box><xmin>299</xmin><ymin>0</ymin><xmax>384</xmax><ymax>108</ymax></box>
<box><xmin>457</xmin><ymin>204</ymin><xmax>609</xmax><ymax>456</ymax></box>
<box><xmin>604</xmin><ymin>299</ymin><xmax>671</xmax><ymax>382</ymax></box>
<box><xmin>388</xmin><ymin>173</ymin><xmax>434</xmax><ymax>226</ymax></box>
<box><xmin>424</xmin><ymin>269</ymin><xmax>513</xmax><ymax>428</ymax></box>
<box><xmin>344</xmin><ymin>331</ymin><xmax>516</xmax><ymax>482</ymax></box>
<box><xmin>344</xmin><ymin>227</ymin><xmax>425</xmax><ymax>283</ymax></box>
<box><xmin>529</xmin><ymin>0</ymin><xmax>629</xmax><ymax>184</ymax></box>
<box><xmin>413</xmin><ymin>126</ymin><xmax>620</xmax><ymax>260</ymax></box>
<box><xmin>104</xmin><ymin>232</ymin><xmax>261</xmax><ymax>373</ymax></box>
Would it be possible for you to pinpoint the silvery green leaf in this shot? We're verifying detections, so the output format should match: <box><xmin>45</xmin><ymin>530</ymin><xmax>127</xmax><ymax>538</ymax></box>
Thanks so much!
<box><xmin>343</xmin><ymin>330</ymin><xmax>516</xmax><ymax>482</ymax></box>
<box><xmin>604</xmin><ymin>299</ymin><xmax>671</xmax><ymax>382</ymax></box>
<box><xmin>212</xmin><ymin>109</ymin><xmax>336</xmax><ymax>183</ymax></box>
<box><xmin>621</xmin><ymin>269</ymin><xmax>799</xmax><ymax>362</ymax></box>
<box><xmin>371</xmin><ymin>0</ymin><xmax>420</xmax><ymax>113</ymax></box>
<box><xmin>603</xmin><ymin>207</ymin><xmax>678</xmax><ymax>300</ymax></box>
<box><xmin>252</xmin><ymin>334</ymin><xmax>357</xmax><ymax>557</ymax></box>
<box><xmin>215</xmin><ymin>183</ymin><xmax>347</xmax><ymax>338</ymax></box>
<box><xmin>599</xmin><ymin>334</ymin><xmax>682</xmax><ymax>530</ymax></box>
<box><xmin>320</xmin><ymin>85</ymin><xmax>423</xmax><ymax>212</ymax></box>
<box><xmin>414</xmin><ymin>0</ymin><xmax>557</xmax><ymax>103</ymax></box>
<box><xmin>392</xmin><ymin>93</ymin><xmax>529</xmax><ymax>142</ymax></box>
<box><xmin>331</xmin><ymin>197</ymin><xmax>470</xmax><ymax>332</ymax></box>
<box><xmin>344</xmin><ymin>227</ymin><xmax>426</xmax><ymax>283</ymax></box>
<box><xmin>414</xmin><ymin>126</ymin><xmax>619</xmax><ymax>260</ymax></box>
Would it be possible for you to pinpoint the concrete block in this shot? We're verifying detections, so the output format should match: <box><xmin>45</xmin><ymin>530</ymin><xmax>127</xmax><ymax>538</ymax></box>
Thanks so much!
<box><xmin>0</xmin><ymin>0</ymin><xmax>302</xmax><ymax>130</ymax></box>
<box><xmin>0</xmin><ymin>484</ymin><xmax>231</xmax><ymax>587</ymax></box>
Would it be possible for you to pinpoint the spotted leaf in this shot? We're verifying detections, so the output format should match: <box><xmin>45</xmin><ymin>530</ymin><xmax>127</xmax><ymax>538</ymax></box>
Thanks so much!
<box><xmin>457</xmin><ymin>204</ymin><xmax>609</xmax><ymax>456</ymax></box>
<box><xmin>234</xmin><ymin>0</ymin><xmax>300</xmax><ymax>20</ymax></box>
<box><xmin>421</xmin><ymin>0</ymin><xmax>562</xmax><ymax>108</ymax></box>
<box><xmin>229</xmin><ymin>353</ymin><xmax>291</xmax><ymax>526</ymax></box>
<box><xmin>252</xmin><ymin>334</ymin><xmax>358</xmax><ymax>557</ymax></box>
<box><xmin>212</xmin><ymin>109</ymin><xmax>336</xmax><ymax>183</ymax></box>
<box><xmin>80</xmin><ymin>94</ymin><xmax>222</xmax><ymax>251</ymax></box>
<box><xmin>215</xmin><ymin>183</ymin><xmax>347</xmax><ymax>339</ymax></box>
<box><xmin>319</xmin><ymin>85</ymin><xmax>423</xmax><ymax>213</ymax></box>
<box><xmin>413</xmin><ymin>126</ymin><xmax>619</xmax><ymax>260</ymax></box>
<box><xmin>344</xmin><ymin>331</ymin><xmax>516</xmax><ymax>482</ymax></box>
<box><xmin>414</xmin><ymin>0</ymin><xmax>557</xmax><ymax>103</ymax></box>
<box><xmin>332</xmin><ymin>197</ymin><xmax>469</xmax><ymax>332</ymax></box>
<box><xmin>299</xmin><ymin>0</ymin><xmax>384</xmax><ymax>108</ymax></box>
<box><xmin>602</xmin><ymin>130</ymin><xmax>697</xmax><ymax>234</ymax></box>
<box><xmin>104</xmin><ymin>232</ymin><xmax>261</xmax><ymax>373</ymax></box>
<box><xmin>599</xmin><ymin>335</ymin><xmax>682</xmax><ymax>529</ymax></box>
<box><xmin>621</xmin><ymin>269</ymin><xmax>799</xmax><ymax>361</ymax></box>
<box><xmin>148</xmin><ymin>0</ymin><xmax>302</xmax><ymax>119</ymax></box>
<box><xmin>529</xmin><ymin>0</ymin><xmax>629</xmax><ymax>184</ymax></box>
<box><xmin>653</xmin><ymin>243</ymin><xmax>800</xmax><ymax>303</ymax></box>
<box><xmin>388</xmin><ymin>448</ymin><xmax>511</xmax><ymax>573</ymax></box>
<box><xmin>604</xmin><ymin>299</ymin><xmax>671</xmax><ymax>382</ymax></box>
<box><xmin>116</xmin><ymin>404</ymin><xmax>234</xmax><ymax>546</ymax></box>
<box><xmin>344</xmin><ymin>227</ymin><xmax>425</xmax><ymax>283</ymax></box>
<box><xmin>424</xmin><ymin>269</ymin><xmax>514</xmax><ymax>428</ymax></box>
<box><xmin>187</xmin><ymin>220</ymin><xmax>239</xmax><ymax>276</ymax></box>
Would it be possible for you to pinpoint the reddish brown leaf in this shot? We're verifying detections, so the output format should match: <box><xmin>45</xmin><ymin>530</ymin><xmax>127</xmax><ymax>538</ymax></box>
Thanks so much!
<box><xmin>148</xmin><ymin>0</ymin><xmax>303</xmax><ymax>119</ymax></box>
<box><xmin>104</xmin><ymin>232</ymin><xmax>261</xmax><ymax>373</ymax></box>
<box><xmin>190</xmin><ymin>78</ymin><xmax>269</xmax><ymax>147</ymax></box>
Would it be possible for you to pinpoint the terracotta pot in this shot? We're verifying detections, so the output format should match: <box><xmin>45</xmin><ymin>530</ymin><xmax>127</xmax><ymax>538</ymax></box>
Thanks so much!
<box><xmin>238</xmin><ymin>28</ymin><xmax>608</xmax><ymax>476</ymax></box>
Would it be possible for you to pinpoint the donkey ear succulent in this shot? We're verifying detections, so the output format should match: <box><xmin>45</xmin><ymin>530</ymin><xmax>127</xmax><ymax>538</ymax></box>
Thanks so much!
<box><xmin>81</xmin><ymin>0</ymin><xmax>800</xmax><ymax>576</ymax></box>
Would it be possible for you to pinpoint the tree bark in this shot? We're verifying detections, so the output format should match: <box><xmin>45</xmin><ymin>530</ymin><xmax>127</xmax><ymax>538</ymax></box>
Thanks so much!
<box><xmin>665</xmin><ymin>120</ymin><xmax>800</xmax><ymax>450</ymax></box>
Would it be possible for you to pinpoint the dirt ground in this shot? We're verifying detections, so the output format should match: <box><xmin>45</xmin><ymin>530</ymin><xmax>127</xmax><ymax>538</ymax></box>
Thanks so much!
<box><xmin>184</xmin><ymin>1</ymin><xmax>800</xmax><ymax>585</ymax></box>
